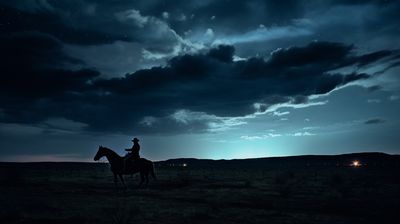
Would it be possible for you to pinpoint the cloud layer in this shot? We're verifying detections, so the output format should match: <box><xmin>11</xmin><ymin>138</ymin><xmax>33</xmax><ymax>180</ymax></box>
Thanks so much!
<box><xmin>1</xmin><ymin>34</ymin><xmax>398</xmax><ymax>134</ymax></box>
<box><xmin>1</xmin><ymin>0</ymin><xmax>399</xmax><ymax>135</ymax></box>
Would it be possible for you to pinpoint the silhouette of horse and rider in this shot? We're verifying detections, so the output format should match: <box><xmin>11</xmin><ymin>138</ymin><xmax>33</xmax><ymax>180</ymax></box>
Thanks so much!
<box><xmin>94</xmin><ymin>137</ymin><xmax>155</xmax><ymax>188</ymax></box>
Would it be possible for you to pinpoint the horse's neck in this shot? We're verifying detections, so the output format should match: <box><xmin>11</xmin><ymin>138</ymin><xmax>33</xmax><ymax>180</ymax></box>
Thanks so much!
<box><xmin>104</xmin><ymin>148</ymin><xmax>122</xmax><ymax>164</ymax></box>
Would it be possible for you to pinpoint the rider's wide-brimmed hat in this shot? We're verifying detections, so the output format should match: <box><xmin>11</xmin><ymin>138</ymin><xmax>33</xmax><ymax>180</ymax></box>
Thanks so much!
<box><xmin>132</xmin><ymin>137</ymin><xmax>139</xmax><ymax>142</ymax></box>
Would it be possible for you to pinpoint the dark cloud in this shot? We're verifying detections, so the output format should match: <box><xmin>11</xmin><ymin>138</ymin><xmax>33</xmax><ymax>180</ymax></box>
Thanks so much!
<box><xmin>131</xmin><ymin>0</ymin><xmax>304</xmax><ymax>35</ymax></box>
<box><xmin>335</xmin><ymin>0</ymin><xmax>395</xmax><ymax>5</ymax></box>
<box><xmin>0</xmin><ymin>32</ymin><xmax>81</xmax><ymax>69</ymax></box>
<box><xmin>0</xmin><ymin>1</ymin><xmax>183</xmax><ymax>48</ymax></box>
<box><xmin>366</xmin><ymin>85</ymin><xmax>383</xmax><ymax>92</ymax></box>
<box><xmin>207</xmin><ymin>45</ymin><xmax>235</xmax><ymax>63</ymax></box>
<box><xmin>97</xmin><ymin>41</ymin><xmax>374</xmax><ymax>118</ymax></box>
<box><xmin>0</xmin><ymin>32</ymin><xmax>98</xmax><ymax>100</ymax></box>
<box><xmin>0</xmin><ymin>29</ymin><xmax>101</xmax><ymax>126</ymax></box>
<box><xmin>266</xmin><ymin>42</ymin><xmax>353</xmax><ymax>67</ymax></box>
<box><xmin>0</xmin><ymin>0</ymin><xmax>322</xmax><ymax>49</ymax></box>
<box><xmin>364</xmin><ymin>118</ymin><xmax>386</xmax><ymax>125</ymax></box>
<box><xmin>303</xmin><ymin>0</ymin><xmax>400</xmax><ymax>52</ymax></box>
<box><xmin>2</xmin><ymin>0</ymin><xmax>399</xmax><ymax>61</ymax></box>
<box><xmin>0</xmin><ymin>4</ymin><xmax>126</xmax><ymax>45</ymax></box>
<box><xmin>1</xmin><ymin>1</ymin><xmax>399</xmax><ymax>135</ymax></box>
<box><xmin>1</xmin><ymin>37</ymin><xmax>396</xmax><ymax>134</ymax></box>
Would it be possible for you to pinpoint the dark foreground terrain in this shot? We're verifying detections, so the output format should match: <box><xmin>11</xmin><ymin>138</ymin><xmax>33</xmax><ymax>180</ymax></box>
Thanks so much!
<box><xmin>0</xmin><ymin>153</ymin><xmax>399</xmax><ymax>224</ymax></box>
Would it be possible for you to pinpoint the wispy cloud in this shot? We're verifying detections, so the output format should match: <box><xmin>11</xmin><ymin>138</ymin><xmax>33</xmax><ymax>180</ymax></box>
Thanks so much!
<box><xmin>212</xmin><ymin>24</ymin><xmax>312</xmax><ymax>45</ymax></box>
<box><xmin>273</xmin><ymin>111</ymin><xmax>290</xmax><ymax>116</ymax></box>
<box><xmin>389</xmin><ymin>95</ymin><xmax>399</xmax><ymax>101</ymax></box>
<box><xmin>289</xmin><ymin>132</ymin><xmax>316</xmax><ymax>137</ymax></box>
<box><xmin>364</xmin><ymin>118</ymin><xmax>385</xmax><ymax>125</ymax></box>
<box><xmin>240</xmin><ymin>132</ymin><xmax>283</xmax><ymax>140</ymax></box>
<box><xmin>367</xmin><ymin>99</ymin><xmax>381</xmax><ymax>103</ymax></box>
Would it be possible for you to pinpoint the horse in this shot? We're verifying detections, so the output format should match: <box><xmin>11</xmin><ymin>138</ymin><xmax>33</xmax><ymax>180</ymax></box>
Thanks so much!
<box><xmin>94</xmin><ymin>146</ymin><xmax>156</xmax><ymax>188</ymax></box>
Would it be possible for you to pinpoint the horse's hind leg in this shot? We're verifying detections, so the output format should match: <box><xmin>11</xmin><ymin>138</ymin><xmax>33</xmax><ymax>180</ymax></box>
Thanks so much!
<box><xmin>138</xmin><ymin>172</ymin><xmax>145</xmax><ymax>187</ymax></box>
<box><xmin>145</xmin><ymin>172</ymin><xmax>149</xmax><ymax>186</ymax></box>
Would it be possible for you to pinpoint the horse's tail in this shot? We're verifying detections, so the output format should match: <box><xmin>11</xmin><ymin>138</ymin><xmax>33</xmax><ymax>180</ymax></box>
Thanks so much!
<box><xmin>149</xmin><ymin>161</ymin><xmax>156</xmax><ymax>180</ymax></box>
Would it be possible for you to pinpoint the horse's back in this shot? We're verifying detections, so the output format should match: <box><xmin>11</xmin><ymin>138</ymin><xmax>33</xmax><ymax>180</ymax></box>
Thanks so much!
<box><xmin>141</xmin><ymin>158</ymin><xmax>155</xmax><ymax>173</ymax></box>
<box><xmin>139</xmin><ymin>157</ymin><xmax>148</xmax><ymax>162</ymax></box>
<box><xmin>139</xmin><ymin>158</ymin><xmax>153</xmax><ymax>165</ymax></box>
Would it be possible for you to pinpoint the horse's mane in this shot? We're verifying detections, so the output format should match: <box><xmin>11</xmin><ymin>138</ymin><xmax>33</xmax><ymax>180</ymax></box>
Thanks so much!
<box><xmin>102</xmin><ymin>146</ymin><xmax>122</xmax><ymax>158</ymax></box>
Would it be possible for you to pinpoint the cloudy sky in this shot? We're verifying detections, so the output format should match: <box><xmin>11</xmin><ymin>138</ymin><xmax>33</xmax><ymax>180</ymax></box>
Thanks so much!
<box><xmin>1</xmin><ymin>0</ymin><xmax>400</xmax><ymax>162</ymax></box>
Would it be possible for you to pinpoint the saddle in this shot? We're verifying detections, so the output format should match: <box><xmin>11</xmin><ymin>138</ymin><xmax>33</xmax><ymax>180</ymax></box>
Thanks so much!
<box><xmin>124</xmin><ymin>154</ymin><xmax>140</xmax><ymax>171</ymax></box>
<box><xmin>125</xmin><ymin>152</ymin><xmax>140</xmax><ymax>160</ymax></box>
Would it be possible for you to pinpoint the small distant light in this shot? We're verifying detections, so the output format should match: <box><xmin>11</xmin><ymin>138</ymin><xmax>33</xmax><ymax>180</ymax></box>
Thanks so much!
<box><xmin>182</xmin><ymin>163</ymin><xmax>187</xmax><ymax>167</ymax></box>
<box><xmin>351</xmin><ymin>160</ymin><xmax>361</xmax><ymax>167</ymax></box>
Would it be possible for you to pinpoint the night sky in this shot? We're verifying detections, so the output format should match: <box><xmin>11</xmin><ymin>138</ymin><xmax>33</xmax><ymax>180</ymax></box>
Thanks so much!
<box><xmin>1</xmin><ymin>0</ymin><xmax>400</xmax><ymax>162</ymax></box>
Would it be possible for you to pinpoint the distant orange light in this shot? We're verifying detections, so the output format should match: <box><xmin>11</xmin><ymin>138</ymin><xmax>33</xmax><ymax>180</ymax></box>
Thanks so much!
<box><xmin>351</xmin><ymin>160</ymin><xmax>361</xmax><ymax>167</ymax></box>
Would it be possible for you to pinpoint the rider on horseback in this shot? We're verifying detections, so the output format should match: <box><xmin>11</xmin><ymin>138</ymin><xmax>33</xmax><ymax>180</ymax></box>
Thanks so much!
<box><xmin>124</xmin><ymin>137</ymin><xmax>140</xmax><ymax>170</ymax></box>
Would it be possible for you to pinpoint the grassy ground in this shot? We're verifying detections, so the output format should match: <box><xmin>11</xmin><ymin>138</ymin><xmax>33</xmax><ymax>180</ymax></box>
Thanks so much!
<box><xmin>0</xmin><ymin>163</ymin><xmax>399</xmax><ymax>224</ymax></box>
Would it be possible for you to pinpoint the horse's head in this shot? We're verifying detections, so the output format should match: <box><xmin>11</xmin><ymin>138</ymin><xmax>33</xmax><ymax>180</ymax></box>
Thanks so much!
<box><xmin>94</xmin><ymin>145</ymin><xmax>106</xmax><ymax>161</ymax></box>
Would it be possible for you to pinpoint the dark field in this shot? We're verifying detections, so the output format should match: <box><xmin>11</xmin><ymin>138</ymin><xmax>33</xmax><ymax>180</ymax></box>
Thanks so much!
<box><xmin>0</xmin><ymin>162</ymin><xmax>399</xmax><ymax>224</ymax></box>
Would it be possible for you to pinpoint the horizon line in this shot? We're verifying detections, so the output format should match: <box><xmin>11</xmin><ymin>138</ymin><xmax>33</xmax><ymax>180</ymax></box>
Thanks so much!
<box><xmin>0</xmin><ymin>151</ymin><xmax>396</xmax><ymax>163</ymax></box>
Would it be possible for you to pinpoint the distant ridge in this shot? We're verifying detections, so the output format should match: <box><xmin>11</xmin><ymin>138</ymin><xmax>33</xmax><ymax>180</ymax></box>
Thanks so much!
<box><xmin>156</xmin><ymin>152</ymin><xmax>400</xmax><ymax>169</ymax></box>
<box><xmin>1</xmin><ymin>152</ymin><xmax>399</xmax><ymax>169</ymax></box>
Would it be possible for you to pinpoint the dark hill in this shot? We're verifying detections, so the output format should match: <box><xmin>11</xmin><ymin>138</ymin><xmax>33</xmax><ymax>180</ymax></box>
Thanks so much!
<box><xmin>1</xmin><ymin>152</ymin><xmax>399</xmax><ymax>170</ymax></box>
<box><xmin>156</xmin><ymin>152</ymin><xmax>400</xmax><ymax>169</ymax></box>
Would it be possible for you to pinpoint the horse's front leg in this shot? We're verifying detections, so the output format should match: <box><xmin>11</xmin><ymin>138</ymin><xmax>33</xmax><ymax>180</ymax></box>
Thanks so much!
<box><xmin>113</xmin><ymin>173</ymin><xmax>118</xmax><ymax>189</ymax></box>
<box><xmin>145</xmin><ymin>172</ymin><xmax>149</xmax><ymax>186</ymax></box>
<box><xmin>119</xmin><ymin>174</ymin><xmax>127</xmax><ymax>189</ymax></box>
